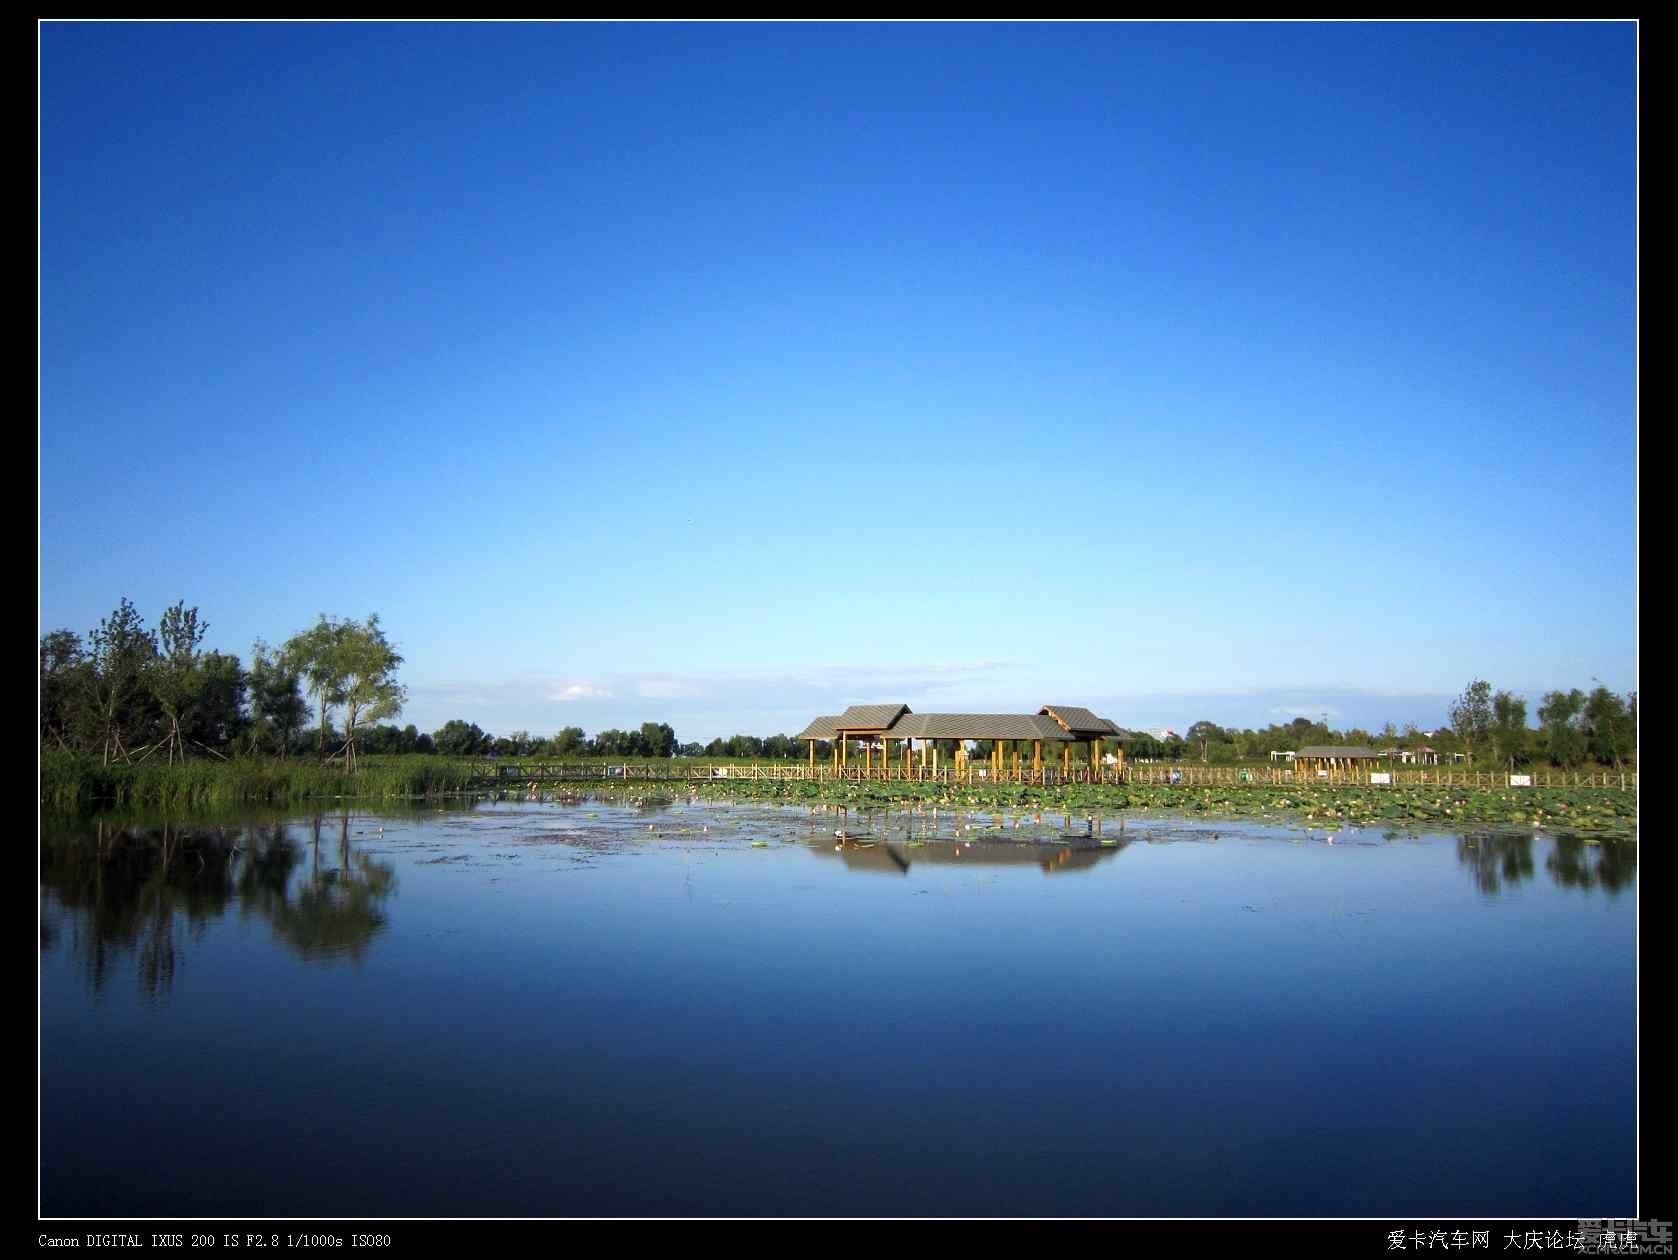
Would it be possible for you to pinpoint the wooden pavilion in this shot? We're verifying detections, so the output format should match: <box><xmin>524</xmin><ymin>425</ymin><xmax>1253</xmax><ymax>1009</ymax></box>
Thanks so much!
<box><xmin>1295</xmin><ymin>745</ymin><xmax>1394</xmax><ymax>779</ymax></box>
<box><xmin>795</xmin><ymin>703</ymin><xmax>1128</xmax><ymax>783</ymax></box>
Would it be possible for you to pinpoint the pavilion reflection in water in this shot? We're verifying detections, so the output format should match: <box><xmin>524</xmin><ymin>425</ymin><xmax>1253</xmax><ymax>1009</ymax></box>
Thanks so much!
<box><xmin>813</xmin><ymin>838</ymin><xmax>1127</xmax><ymax>876</ymax></box>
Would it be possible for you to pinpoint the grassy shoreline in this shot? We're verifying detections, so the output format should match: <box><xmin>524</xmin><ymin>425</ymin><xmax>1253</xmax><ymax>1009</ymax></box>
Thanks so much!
<box><xmin>38</xmin><ymin>751</ymin><xmax>1638</xmax><ymax>837</ymax></box>
<box><xmin>38</xmin><ymin>751</ymin><xmax>483</xmax><ymax>812</ymax></box>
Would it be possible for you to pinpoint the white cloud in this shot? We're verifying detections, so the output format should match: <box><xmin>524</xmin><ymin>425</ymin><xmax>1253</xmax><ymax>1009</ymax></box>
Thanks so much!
<box><xmin>551</xmin><ymin>683</ymin><xmax>613</xmax><ymax>702</ymax></box>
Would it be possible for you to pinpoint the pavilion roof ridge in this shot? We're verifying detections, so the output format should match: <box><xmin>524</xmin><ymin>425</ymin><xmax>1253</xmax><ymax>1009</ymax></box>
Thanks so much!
<box><xmin>798</xmin><ymin>704</ymin><xmax>1128</xmax><ymax>744</ymax></box>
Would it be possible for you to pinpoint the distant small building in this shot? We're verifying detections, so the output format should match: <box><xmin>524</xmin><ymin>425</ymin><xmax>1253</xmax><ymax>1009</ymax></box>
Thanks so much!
<box><xmin>1398</xmin><ymin>747</ymin><xmax>1468</xmax><ymax>765</ymax></box>
<box><xmin>1269</xmin><ymin>750</ymin><xmax>1296</xmax><ymax>762</ymax></box>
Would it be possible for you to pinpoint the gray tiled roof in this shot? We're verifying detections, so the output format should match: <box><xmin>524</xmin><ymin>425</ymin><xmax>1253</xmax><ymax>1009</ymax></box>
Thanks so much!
<box><xmin>797</xmin><ymin>704</ymin><xmax>1127</xmax><ymax>743</ymax></box>
<box><xmin>890</xmin><ymin>713</ymin><xmax>1074</xmax><ymax>741</ymax></box>
<box><xmin>794</xmin><ymin>715</ymin><xmax>842</xmax><ymax>740</ymax></box>
<box><xmin>1040</xmin><ymin>705</ymin><xmax>1125</xmax><ymax>737</ymax></box>
<box><xmin>834</xmin><ymin>703</ymin><xmax>911</xmax><ymax>730</ymax></box>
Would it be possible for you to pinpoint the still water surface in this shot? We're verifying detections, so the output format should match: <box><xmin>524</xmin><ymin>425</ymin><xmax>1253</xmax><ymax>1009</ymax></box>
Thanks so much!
<box><xmin>40</xmin><ymin>798</ymin><xmax>1636</xmax><ymax>1218</ymax></box>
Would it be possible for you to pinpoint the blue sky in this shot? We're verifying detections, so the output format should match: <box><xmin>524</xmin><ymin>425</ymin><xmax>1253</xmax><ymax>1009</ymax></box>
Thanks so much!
<box><xmin>39</xmin><ymin>21</ymin><xmax>1637</xmax><ymax>741</ymax></box>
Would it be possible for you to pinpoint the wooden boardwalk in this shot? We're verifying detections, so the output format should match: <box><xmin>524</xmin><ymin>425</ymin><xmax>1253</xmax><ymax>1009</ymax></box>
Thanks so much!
<box><xmin>465</xmin><ymin>762</ymin><xmax>1637</xmax><ymax>791</ymax></box>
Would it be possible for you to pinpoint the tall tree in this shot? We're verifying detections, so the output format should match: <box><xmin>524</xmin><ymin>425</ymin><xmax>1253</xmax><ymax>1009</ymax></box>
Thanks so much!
<box><xmin>84</xmin><ymin>598</ymin><xmax>158</xmax><ymax>765</ymax></box>
<box><xmin>147</xmin><ymin>601</ymin><xmax>211</xmax><ymax>764</ymax></box>
<box><xmin>281</xmin><ymin>614</ymin><xmax>403</xmax><ymax>769</ymax></box>
<box><xmin>248</xmin><ymin>640</ymin><xmax>307</xmax><ymax>758</ymax></box>
<box><xmin>189</xmin><ymin>651</ymin><xmax>248</xmax><ymax>752</ymax></box>
<box><xmin>1537</xmin><ymin>689</ymin><xmax>1587</xmax><ymax>769</ymax></box>
<box><xmin>39</xmin><ymin>629</ymin><xmax>88</xmax><ymax>750</ymax></box>
<box><xmin>1450</xmin><ymin>680</ymin><xmax>1493</xmax><ymax>765</ymax></box>
<box><xmin>1186</xmin><ymin>720</ymin><xmax>1223</xmax><ymax>762</ymax></box>
<box><xmin>639</xmin><ymin>722</ymin><xmax>677</xmax><ymax>758</ymax></box>
<box><xmin>433</xmin><ymin>720</ymin><xmax>487</xmax><ymax>758</ymax></box>
<box><xmin>1490</xmin><ymin>691</ymin><xmax>1529</xmax><ymax>771</ymax></box>
<box><xmin>1583</xmin><ymin>687</ymin><xmax>1633</xmax><ymax>768</ymax></box>
<box><xmin>329</xmin><ymin>615</ymin><xmax>405</xmax><ymax>772</ymax></box>
<box><xmin>284</xmin><ymin>616</ymin><xmax>347</xmax><ymax>763</ymax></box>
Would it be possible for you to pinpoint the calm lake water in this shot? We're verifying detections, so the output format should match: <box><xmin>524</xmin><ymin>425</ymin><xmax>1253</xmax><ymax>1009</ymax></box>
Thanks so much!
<box><xmin>39</xmin><ymin>797</ymin><xmax>1637</xmax><ymax>1219</ymax></box>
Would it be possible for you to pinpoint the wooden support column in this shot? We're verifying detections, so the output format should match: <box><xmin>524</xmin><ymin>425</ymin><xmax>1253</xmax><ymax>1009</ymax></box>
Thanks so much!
<box><xmin>1063</xmin><ymin>745</ymin><xmax>1070</xmax><ymax>777</ymax></box>
<box><xmin>808</xmin><ymin>739</ymin><xmax>815</xmax><ymax>774</ymax></box>
<box><xmin>1033</xmin><ymin>740</ymin><xmax>1042</xmax><ymax>783</ymax></box>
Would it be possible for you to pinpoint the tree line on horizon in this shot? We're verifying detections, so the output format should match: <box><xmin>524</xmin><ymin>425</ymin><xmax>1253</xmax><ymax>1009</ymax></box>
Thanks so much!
<box><xmin>1175</xmin><ymin>679</ymin><xmax>1635</xmax><ymax>770</ymax></box>
<box><xmin>351</xmin><ymin>678</ymin><xmax>1638</xmax><ymax>771</ymax></box>
<box><xmin>41</xmin><ymin>602</ymin><xmax>1635</xmax><ymax>772</ymax></box>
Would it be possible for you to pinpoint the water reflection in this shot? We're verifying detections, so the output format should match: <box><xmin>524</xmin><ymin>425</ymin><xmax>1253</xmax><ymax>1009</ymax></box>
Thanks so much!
<box><xmin>815</xmin><ymin>803</ymin><xmax>1125</xmax><ymax>849</ymax></box>
<box><xmin>40</xmin><ymin>813</ymin><xmax>396</xmax><ymax>999</ymax></box>
<box><xmin>817</xmin><ymin>839</ymin><xmax>1127</xmax><ymax>877</ymax></box>
<box><xmin>268</xmin><ymin>814</ymin><xmax>396</xmax><ymax>962</ymax></box>
<box><xmin>1546</xmin><ymin>834</ymin><xmax>1637</xmax><ymax>893</ymax></box>
<box><xmin>1457</xmin><ymin>831</ymin><xmax>1636</xmax><ymax>897</ymax></box>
